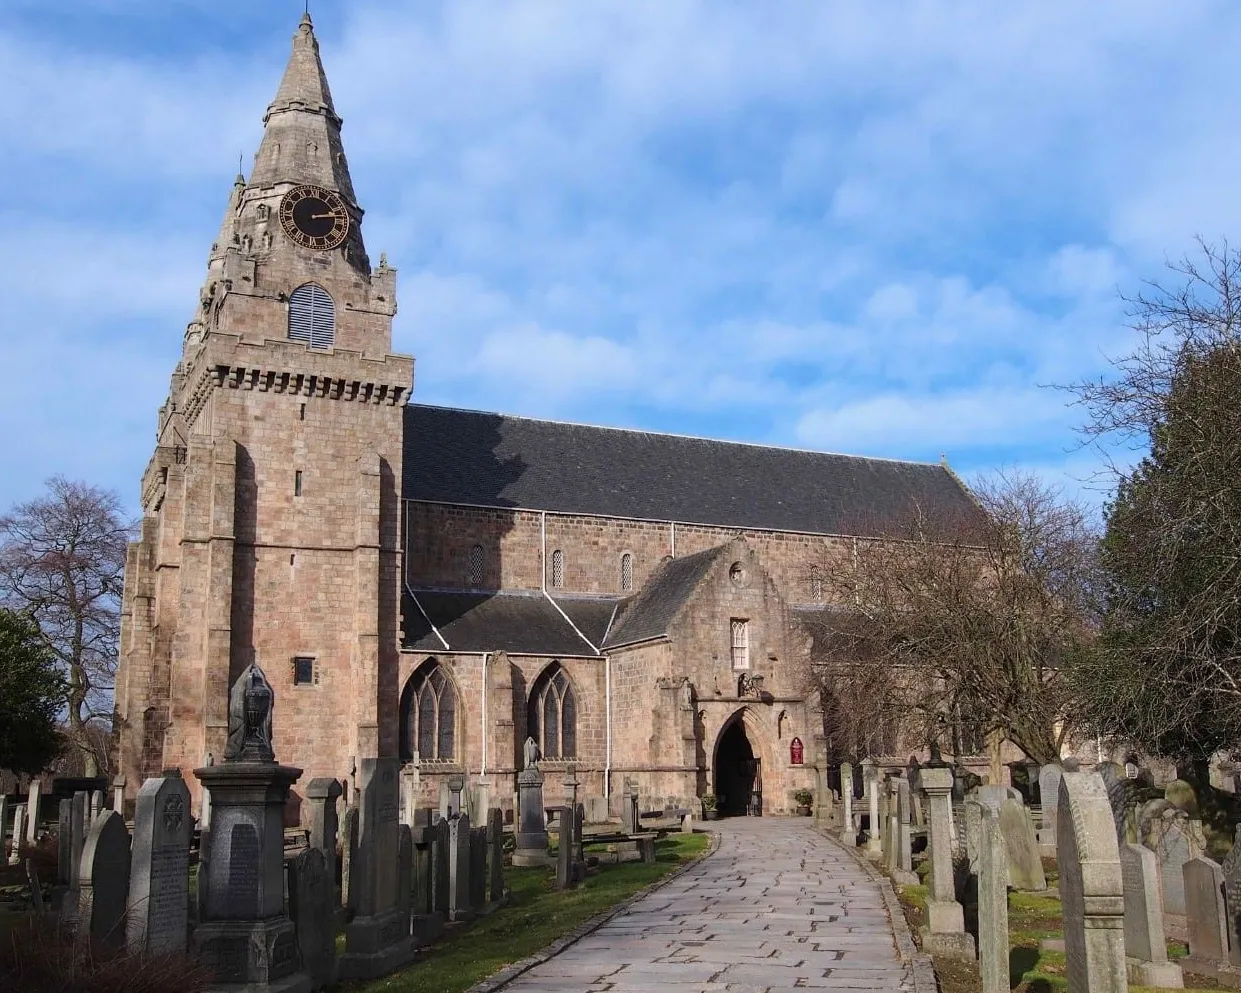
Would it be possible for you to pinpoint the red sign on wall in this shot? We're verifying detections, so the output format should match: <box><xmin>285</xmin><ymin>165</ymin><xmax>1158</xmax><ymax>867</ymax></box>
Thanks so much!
<box><xmin>790</xmin><ymin>736</ymin><xmax>804</xmax><ymax>765</ymax></box>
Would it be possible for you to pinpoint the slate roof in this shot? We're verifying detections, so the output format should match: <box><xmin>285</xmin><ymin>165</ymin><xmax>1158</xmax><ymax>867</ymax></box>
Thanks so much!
<box><xmin>402</xmin><ymin>404</ymin><xmax>983</xmax><ymax>538</ymax></box>
<box><xmin>402</xmin><ymin>589</ymin><xmax>619</xmax><ymax>656</ymax></box>
<box><xmin>602</xmin><ymin>546</ymin><xmax>726</xmax><ymax>649</ymax></box>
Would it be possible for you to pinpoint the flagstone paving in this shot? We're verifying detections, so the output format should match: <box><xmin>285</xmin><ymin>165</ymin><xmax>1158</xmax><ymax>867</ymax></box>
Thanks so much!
<box><xmin>499</xmin><ymin>817</ymin><xmax>916</xmax><ymax>992</ymax></box>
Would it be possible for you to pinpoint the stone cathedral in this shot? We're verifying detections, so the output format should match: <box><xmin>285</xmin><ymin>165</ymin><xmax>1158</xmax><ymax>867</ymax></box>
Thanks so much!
<box><xmin>114</xmin><ymin>15</ymin><xmax>982</xmax><ymax>821</ymax></box>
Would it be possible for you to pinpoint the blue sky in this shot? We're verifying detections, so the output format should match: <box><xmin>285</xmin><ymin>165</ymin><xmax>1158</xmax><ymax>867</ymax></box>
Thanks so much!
<box><xmin>3</xmin><ymin>0</ymin><xmax>1238</xmax><ymax>518</ymax></box>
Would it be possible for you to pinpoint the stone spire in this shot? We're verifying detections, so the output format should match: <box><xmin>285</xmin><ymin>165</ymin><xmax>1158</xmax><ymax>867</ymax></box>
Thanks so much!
<box><xmin>208</xmin><ymin>171</ymin><xmax>246</xmax><ymax>263</ymax></box>
<box><xmin>249</xmin><ymin>12</ymin><xmax>358</xmax><ymax>204</ymax></box>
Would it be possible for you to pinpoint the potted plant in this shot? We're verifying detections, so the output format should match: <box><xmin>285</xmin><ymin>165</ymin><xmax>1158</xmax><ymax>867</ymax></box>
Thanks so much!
<box><xmin>793</xmin><ymin>789</ymin><xmax>813</xmax><ymax>816</ymax></box>
<box><xmin>701</xmin><ymin>793</ymin><xmax>719</xmax><ymax>820</ymax></box>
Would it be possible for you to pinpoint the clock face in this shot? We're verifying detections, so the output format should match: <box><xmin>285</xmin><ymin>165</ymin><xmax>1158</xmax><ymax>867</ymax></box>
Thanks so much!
<box><xmin>278</xmin><ymin>185</ymin><xmax>350</xmax><ymax>251</ymax></box>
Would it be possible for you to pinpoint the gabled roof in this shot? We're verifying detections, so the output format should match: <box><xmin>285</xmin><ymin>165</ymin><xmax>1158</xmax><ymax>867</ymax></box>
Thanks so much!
<box><xmin>603</xmin><ymin>545</ymin><xmax>727</xmax><ymax>649</ymax></box>
<box><xmin>402</xmin><ymin>404</ymin><xmax>983</xmax><ymax>539</ymax></box>
<box><xmin>402</xmin><ymin>589</ymin><xmax>617</xmax><ymax>656</ymax></box>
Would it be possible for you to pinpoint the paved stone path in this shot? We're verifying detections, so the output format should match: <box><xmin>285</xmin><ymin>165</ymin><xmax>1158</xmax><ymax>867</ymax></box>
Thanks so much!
<box><xmin>500</xmin><ymin>817</ymin><xmax>915</xmax><ymax>992</ymax></box>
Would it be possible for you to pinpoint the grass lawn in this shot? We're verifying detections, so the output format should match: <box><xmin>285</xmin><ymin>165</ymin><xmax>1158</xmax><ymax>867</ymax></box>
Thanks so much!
<box><xmin>334</xmin><ymin>831</ymin><xmax>710</xmax><ymax>993</ymax></box>
<box><xmin>896</xmin><ymin>858</ymin><xmax>1225</xmax><ymax>993</ymax></box>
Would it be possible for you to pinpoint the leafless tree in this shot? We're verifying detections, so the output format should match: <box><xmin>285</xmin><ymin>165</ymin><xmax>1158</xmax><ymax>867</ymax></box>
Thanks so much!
<box><xmin>805</xmin><ymin>470</ymin><xmax>1101</xmax><ymax>769</ymax></box>
<box><xmin>0</xmin><ymin>477</ymin><xmax>136</xmax><ymax>776</ymax></box>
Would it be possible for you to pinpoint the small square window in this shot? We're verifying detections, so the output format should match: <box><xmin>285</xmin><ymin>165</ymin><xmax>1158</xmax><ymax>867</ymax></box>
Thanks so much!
<box><xmin>293</xmin><ymin>656</ymin><xmax>317</xmax><ymax>686</ymax></box>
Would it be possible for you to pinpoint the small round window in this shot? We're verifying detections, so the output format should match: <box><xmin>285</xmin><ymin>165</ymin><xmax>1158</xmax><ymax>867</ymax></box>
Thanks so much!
<box><xmin>729</xmin><ymin>562</ymin><xmax>748</xmax><ymax>587</ymax></box>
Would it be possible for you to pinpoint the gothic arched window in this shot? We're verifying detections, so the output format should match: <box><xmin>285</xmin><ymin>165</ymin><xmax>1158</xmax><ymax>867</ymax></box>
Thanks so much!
<box><xmin>550</xmin><ymin>549</ymin><xmax>565</xmax><ymax>589</ymax></box>
<box><xmin>468</xmin><ymin>544</ymin><xmax>484</xmax><ymax>587</ymax></box>
<box><xmin>527</xmin><ymin>663</ymin><xmax>577</xmax><ymax>760</ymax></box>
<box><xmin>288</xmin><ymin>283</ymin><xmax>335</xmax><ymax>350</ymax></box>
<box><xmin>620</xmin><ymin>552</ymin><xmax>633</xmax><ymax>592</ymax></box>
<box><xmin>400</xmin><ymin>659</ymin><xmax>456</xmax><ymax>762</ymax></box>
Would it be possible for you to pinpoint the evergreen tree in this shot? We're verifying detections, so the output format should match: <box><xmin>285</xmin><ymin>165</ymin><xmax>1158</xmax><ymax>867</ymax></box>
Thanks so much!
<box><xmin>0</xmin><ymin>608</ymin><xmax>65</xmax><ymax>776</ymax></box>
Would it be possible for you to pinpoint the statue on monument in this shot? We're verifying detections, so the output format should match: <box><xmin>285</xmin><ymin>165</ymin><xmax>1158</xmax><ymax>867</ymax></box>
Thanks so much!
<box><xmin>523</xmin><ymin>735</ymin><xmax>541</xmax><ymax>771</ymax></box>
<box><xmin>224</xmin><ymin>662</ymin><xmax>276</xmax><ymax>763</ymax></box>
<box><xmin>680</xmin><ymin>678</ymin><xmax>694</xmax><ymax>709</ymax></box>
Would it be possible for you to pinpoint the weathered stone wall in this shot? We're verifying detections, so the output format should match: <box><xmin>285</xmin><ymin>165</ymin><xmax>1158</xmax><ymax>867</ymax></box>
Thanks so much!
<box><xmin>404</xmin><ymin>501</ymin><xmax>853</xmax><ymax>603</ymax></box>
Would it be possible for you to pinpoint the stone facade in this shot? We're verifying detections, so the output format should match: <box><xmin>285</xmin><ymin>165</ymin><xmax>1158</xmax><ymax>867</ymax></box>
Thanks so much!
<box><xmin>114</xmin><ymin>13</ymin><xmax>984</xmax><ymax>823</ymax></box>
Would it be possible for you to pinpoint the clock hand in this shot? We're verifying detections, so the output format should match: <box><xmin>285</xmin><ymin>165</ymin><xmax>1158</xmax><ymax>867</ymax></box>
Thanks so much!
<box><xmin>310</xmin><ymin>212</ymin><xmax>339</xmax><ymax>219</ymax></box>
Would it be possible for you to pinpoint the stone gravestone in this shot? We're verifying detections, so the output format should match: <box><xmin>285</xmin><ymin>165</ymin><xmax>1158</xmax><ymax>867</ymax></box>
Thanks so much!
<box><xmin>57</xmin><ymin>798</ymin><xmax>71</xmax><ymax>883</ymax></box>
<box><xmin>409</xmin><ymin>818</ymin><xmax>443</xmax><ymax>946</ymax></box>
<box><xmin>397</xmin><ymin>825</ymin><xmax>413</xmax><ymax>929</ymax></box>
<box><xmin>1120</xmin><ymin>842</ymin><xmax>1184</xmax><ymax>987</ymax></box>
<box><xmin>861</xmin><ymin>759</ymin><xmax>882</xmax><ymax>856</ymax></box>
<box><xmin>1151</xmin><ymin>813</ymin><xmax>1204</xmax><ymax>923</ymax></box>
<box><xmin>487</xmin><ymin>808</ymin><xmax>505</xmax><ymax>904</ymax></box>
<box><xmin>555</xmin><ymin>807</ymin><xmax>573</xmax><ymax>891</ymax></box>
<box><xmin>191</xmin><ymin>664</ymin><xmax>309</xmax><ymax>992</ymax></box>
<box><xmin>839</xmin><ymin>761</ymin><xmax>854</xmax><ymax>840</ymax></box>
<box><xmin>430</xmin><ymin>817</ymin><xmax>451</xmax><ymax>919</ymax></box>
<box><xmin>0</xmin><ymin>796</ymin><xmax>8</xmax><ymax>857</ymax></box>
<box><xmin>289</xmin><ymin>846</ymin><xmax>336</xmax><ymax>990</ymax></box>
<box><xmin>90</xmin><ymin>790</ymin><xmax>103</xmax><ymax>825</ymax></box>
<box><xmin>999</xmin><ymin>797</ymin><xmax>1047</xmax><ymax>891</ymax></box>
<box><xmin>447</xmin><ymin>775</ymin><xmax>465</xmax><ymax>817</ymax></box>
<box><xmin>77</xmin><ymin>810</ymin><xmax>131</xmax><ymax>952</ymax></box>
<box><xmin>469</xmin><ymin>826</ymin><xmax>488</xmax><ymax>912</ymax></box>
<box><xmin>340</xmin><ymin>805</ymin><xmax>359</xmax><ymax>915</ymax></box>
<box><xmin>448</xmin><ymin>814</ymin><xmax>473</xmax><ymax>921</ymax></box>
<box><xmin>1184</xmin><ymin>856</ymin><xmax>1230</xmax><ymax>972</ymax></box>
<box><xmin>918</xmin><ymin>766</ymin><xmax>974</xmax><ymax>959</ymax></box>
<box><xmin>1037</xmin><ymin>764</ymin><xmax>1062</xmax><ymax>851</ymax></box>
<box><xmin>1097</xmin><ymin>761</ymin><xmax>1129</xmax><ymax>843</ymax></box>
<box><xmin>621</xmin><ymin>780</ymin><xmax>640</xmax><ymax>835</ymax></box>
<box><xmin>8</xmin><ymin>805</ymin><xmax>23</xmax><ymax>867</ymax></box>
<box><xmin>962</xmin><ymin>797</ymin><xmax>983</xmax><ymax>874</ymax></box>
<box><xmin>1222</xmin><ymin>824</ymin><xmax>1241</xmax><ymax>967</ymax></box>
<box><xmin>126</xmin><ymin>773</ymin><xmax>192</xmax><ymax>956</ymax></box>
<box><xmin>978</xmin><ymin>805</ymin><xmax>1009</xmax><ymax>993</ymax></box>
<box><xmin>70</xmin><ymin>791</ymin><xmax>87</xmax><ymax>886</ymax></box>
<box><xmin>26</xmin><ymin>779</ymin><xmax>41</xmax><ymax>844</ymax></box>
<box><xmin>513</xmin><ymin>765</ymin><xmax>549</xmax><ymax>866</ymax></box>
<box><xmin>340</xmin><ymin>756</ymin><xmax>417</xmax><ymax>979</ymax></box>
<box><xmin>400</xmin><ymin>765</ymin><xmax>419</xmax><ymax>826</ymax></box>
<box><xmin>1057</xmin><ymin>771</ymin><xmax>1127</xmax><ymax>993</ymax></box>
<box><xmin>305</xmin><ymin>777</ymin><xmax>343</xmax><ymax>910</ymax></box>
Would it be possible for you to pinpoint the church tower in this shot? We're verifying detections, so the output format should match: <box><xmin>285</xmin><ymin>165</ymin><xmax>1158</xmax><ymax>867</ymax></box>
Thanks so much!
<box><xmin>116</xmin><ymin>14</ymin><xmax>413</xmax><ymax>807</ymax></box>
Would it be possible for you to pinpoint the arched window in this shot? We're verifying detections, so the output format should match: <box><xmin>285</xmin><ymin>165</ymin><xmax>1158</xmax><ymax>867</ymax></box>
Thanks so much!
<box><xmin>808</xmin><ymin>566</ymin><xmax>823</xmax><ymax>602</ymax></box>
<box><xmin>468</xmin><ymin>544</ymin><xmax>484</xmax><ymax>587</ymax></box>
<box><xmin>288</xmin><ymin>283</ymin><xmax>335</xmax><ymax>350</ymax></box>
<box><xmin>528</xmin><ymin>663</ymin><xmax>577</xmax><ymax>759</ymax></box>
<box><xmin>550</xmin><ymin>549</ymin><xmax>565</xmax><ymax>589</ymax></box>
<box><xmin>620</xmin><ymin>552</ymin><xmax>633</xmax><ymax>592</ymax></box>
<box><xmin>400</xmin><ymin>659</ymin><xmax>456</xmax><ymax>762</ymax></box>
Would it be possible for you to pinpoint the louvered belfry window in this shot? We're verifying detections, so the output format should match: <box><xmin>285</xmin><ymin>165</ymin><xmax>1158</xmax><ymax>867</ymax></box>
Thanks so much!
<box><xmin>288</xmin><ymin>283</ymin><xmax>335</xmax><ymax>349</ymax></box>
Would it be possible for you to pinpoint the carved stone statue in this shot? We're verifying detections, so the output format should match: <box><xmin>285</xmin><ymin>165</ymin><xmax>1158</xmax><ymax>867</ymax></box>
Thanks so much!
<box><xmin>523</xmin><ymin>735</ymin><xmax>540</xmax><ymax>771</ymax></box>
<box><xmin>224</xmin><ymin>662</ymin><xmax>275</xmax><ymax>763</ymax></box>
<box><xmin>680</xmin><ymin>678</ymin><xmax>694</xmax><ymax>710</ymax></box>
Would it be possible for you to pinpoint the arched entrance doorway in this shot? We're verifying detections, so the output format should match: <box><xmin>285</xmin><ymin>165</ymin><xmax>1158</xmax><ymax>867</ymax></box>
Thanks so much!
<box><xmin>714</xmin><ymin>717</ymin><xmax>762</xmax><ymax>816</ymax></box>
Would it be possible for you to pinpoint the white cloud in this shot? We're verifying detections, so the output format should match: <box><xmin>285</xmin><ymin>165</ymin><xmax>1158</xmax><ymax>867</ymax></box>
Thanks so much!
<box><xmin>3</xmin><ymin>0</ymin><xmax>1240</xmax><ymax>513</ymax></box>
